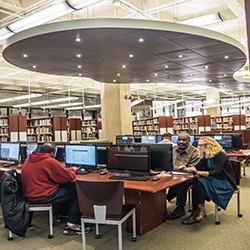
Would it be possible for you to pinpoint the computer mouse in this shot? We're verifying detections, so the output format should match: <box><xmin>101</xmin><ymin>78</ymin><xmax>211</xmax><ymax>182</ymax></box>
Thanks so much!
<box><xmin>152</xmin><ymin>177</ymin><xmax>159</xmax><ymax>181</ymax></box>
<box><xmin>100</xmin><ymin>171</ymin><xmax>108</xmax><ymax>175</ymax></box>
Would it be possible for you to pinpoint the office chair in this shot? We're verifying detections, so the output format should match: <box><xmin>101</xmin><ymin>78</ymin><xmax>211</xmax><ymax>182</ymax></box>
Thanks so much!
<box><xmin>8</xmin><ymin>203</ymin><xmax>53</xmax><ymax>240</ymax></box>
<box><xmin>76</xmin><ymin>180</ymin><xmax>137</xmax><ymax>250</ymax></box>
<box><xmin>187</xmin><ymin>159</ymin><xmax>242</xmax><ymax>224</ymax></box>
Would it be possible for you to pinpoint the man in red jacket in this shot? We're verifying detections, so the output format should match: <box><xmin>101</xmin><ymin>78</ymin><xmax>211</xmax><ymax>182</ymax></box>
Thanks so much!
<box><xmin>22</xmin><ymin>142</ymin><xmax>87</xmax><ymax>235</ymax></box>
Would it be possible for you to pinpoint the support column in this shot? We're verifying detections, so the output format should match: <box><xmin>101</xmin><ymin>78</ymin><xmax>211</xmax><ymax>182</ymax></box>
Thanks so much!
<box><xmin>206</xmin><ymin>88</ymin><xmax>220</xmax><ymax>117</ymax></box>
<box><xmin>101</xmin><ymin>83</ymin><xmax>132</xmax><ymax>144</ymax></box>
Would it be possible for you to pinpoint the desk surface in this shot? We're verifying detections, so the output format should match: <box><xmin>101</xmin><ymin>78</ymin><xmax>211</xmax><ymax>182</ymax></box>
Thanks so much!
<box><xmin>226</xmin><ymin>150</ymin><xmax>250</xmax><ymax>157</ymax></box>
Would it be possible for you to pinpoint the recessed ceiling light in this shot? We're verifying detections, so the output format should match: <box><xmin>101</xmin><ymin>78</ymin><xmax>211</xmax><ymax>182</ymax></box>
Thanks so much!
<box><xmin>76</xmin><ymin>37</ymin><xmax>81</xmax><ymax>42</ymax></box>
<box><xmin>205</xmin><ymin>65</ymin><xmax>208</xmax><ymax>69</ymax></box>
<box><xmin>224</xmin><ymin>74</ymin><xmax>227</xmax><ymax>76</ymax></box>
<box><xmin>209</xmin><ymin>80</ymin><xmax>212</xmax><ymax>82</ymax></box>
<box><xmin>146</xmin><ymin>95</ymin><xmax>148</xmax><ymax>97</ymax></box>
<box><xmin>189</xmin><ymin>74</ymin><xmax>194</xmax><ymax>76</ymax></box>
<box><xmin>77</xmin><ymin>54</ymin><xmax>81</xmax><ymax>58</ymax></box>
<box><xmin>32</xmin><ymin>65</ymin><xmax>36</xmax><ymax>68</ymax></box>
<box><xmin>122</xmin><ymin>65</ymin><xmax>126</xmax><ymax>68</ymax></box>
<box><xmin>178</xmin><ymin>55</ymin><xmax>183</xmax><ymax>58</ymax></box>
<box><xmin>139</xmin><ymin>38</ymin><xmax>144</xmax><ymax>42</ymax></box>
<box><xmin>117</xmin><ymin>73</ymin><xmax>120</xmax><ymax>76</ymax></box>
<box><xmin>154</xmin><ymin>73</ymin><xmax>158</xmax><ymax>76</ymax></box>
<box><xmin>23</xmin><ymin>54</ymin><xmax>27</xmax><ymax>58</ymax></box>
<box><xmin>129</xmin><ymin>54</ymin><xmax>134</xmax><ymax>58</ymax></box>
<box><xmin>113</xmin><ymin>80</ymin><xmax>116</xmax><ymax>82</ymax></box>
<box><xmin>78</xmin><ymin>73</ymin><xmax>82</xmax><ymax>76</ymax></box>
<box><xmin>146</xmin><ymin>80</ymin><xmax>149</xmax><ymax>82</ymax></box>
<box><xmin>165</xmin><ymin>65</ymin><xmax>168</xmax><ymax>68</ymax></box>
<box><xmin>178</xmin><ymin>80</ymin><xmax>182</xmax><ymax>82</ymax></box>
<box><xmin>78</xmin><ymin>65</ymin><xmax>82</xmax><ymax>68</ymax></box>
<box><xmin>224</xmin><ymin>55</ymin><xmax>229</xmax><ymax>59</ymax></box>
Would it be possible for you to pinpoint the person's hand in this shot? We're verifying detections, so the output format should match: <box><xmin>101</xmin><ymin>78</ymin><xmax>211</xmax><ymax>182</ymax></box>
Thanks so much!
<box><xmin>186</xmin><ymin>167</ymin><xmax>197</xmax><ymax>173</ymax></box>
<box><xmin>178</xmin><ymin>165</ymin><xmax>187</xmax><ymax>171</ymax></box>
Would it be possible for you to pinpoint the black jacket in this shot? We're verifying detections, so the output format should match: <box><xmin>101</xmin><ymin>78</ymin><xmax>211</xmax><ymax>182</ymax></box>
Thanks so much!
<box><xmin>1</xmin><ymin>169</ymin><xmax>30</xmax><ymax>237</ymax></box>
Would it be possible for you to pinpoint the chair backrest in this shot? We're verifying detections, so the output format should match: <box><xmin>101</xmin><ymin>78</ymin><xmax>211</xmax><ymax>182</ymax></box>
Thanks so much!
<box><xmin>230</xmin><ymin>160</ymin><xmax>241</xmax><ymax>185</ymax></box>
<box><xmin>76</xmin><ymin>180</ymin><xmax>124</xmax><ymax>217</ymax></box>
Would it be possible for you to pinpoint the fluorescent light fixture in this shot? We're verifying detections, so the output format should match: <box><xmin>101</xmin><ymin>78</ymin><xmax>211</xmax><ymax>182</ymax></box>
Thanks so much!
<box><xmin>210</xmin><ymin>104</ymin><xmax>221</xmax><ymax>107</ymax></box>
<box><xmin>41</xmin><ymin>105</ymin><xmax>60</xmax><ymax>109</ymax></box>
<box><xmin>203</xmin><ymin>99</ymin><xmax>216</xmax><ymax>104</ymax></box>
<box><xmin>58</xmin><ymin>102</ymin><xmax>83</xmax><ymax>107</ymax></box>
<box><xmin>234</xmin><ymin>99</ymin><xmax>250</xmax><ymax>103</ymax></box>
<box><xmin>112</xmin><ymin>0</ymin><xmax>145</xmax><ymax>17</ymax></box>
<box><xmin>8</xmin><ymin>2</ymin><xmax>72</xmax><ymax>33</ymax></box>
<box><xmin>31</xmin><ymin>100</ymin><xmax>51</xmax><ymax>105</ymax></box>
<box><xmin>66</xmin><ymin>104</ymin><xmax>101</xmax><ymax>110</ymax></box>
<box><xmin>68</xmin><ymin>0</ymin><xmax>104</xmax><ymax>9</ymax></box>
<box><xmin>13</xmin><ymin>94</ymin><xmax>42</xmax><ymax>100</ymax></box>
<box><xmin>13</xmin><ymin>103</ymin><xmax>31</xmax><ymax>108</ymax></box>
<box><xmin>131</xmin><ymin>99</ymin><xmax>144</xmax><ymax>107</ymax></box>
<box><xmin>179</xmin><ymin>13</ymin><xmax>223</xmax><ymax>26</ymax></box>
<box><xmin>0</xmin><ymin>98</ymin><xmax>14</xmax><ymax>103</ymax></box>
<box><xmin>221</xmin><ymin>101</ymin><xmax>235</xmax><ymax>106</ymax></box>
<box><xmin>50</xmin><ymin>97</ymin><xmax>78</xmax><ymax>103</ymax></box>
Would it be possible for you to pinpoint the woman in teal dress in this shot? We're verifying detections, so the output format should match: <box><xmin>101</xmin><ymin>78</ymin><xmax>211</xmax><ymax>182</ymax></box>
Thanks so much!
<box><xmin>179</xmin><ymin>136</ymin><xmax>237</xmax><ymax>224</ymax></box>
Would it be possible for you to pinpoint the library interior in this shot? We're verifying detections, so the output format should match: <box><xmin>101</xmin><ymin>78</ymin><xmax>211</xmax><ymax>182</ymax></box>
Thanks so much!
<box><xmin>1</xmin><ymin>1</ymin><xmax>250</xmax><ymax>250</ymax></box>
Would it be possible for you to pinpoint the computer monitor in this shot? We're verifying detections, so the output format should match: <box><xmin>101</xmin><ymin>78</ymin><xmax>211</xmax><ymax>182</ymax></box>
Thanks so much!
<box><xmin>65</xmin><ymin>144</ymin><xmax>97</xmax><ymax>168</ymax></box>
<box><xmin>134</xmin><ymin>135</ymin><xmax>142</xmax><ymax>143</ymax></box>
<box><xmin>116</xmin><ymin>135</ymin><xmax>134</xmax><ymax>144</ymax></box>
<box><xmin>149</xmin><ymin>144</ymin><xmax>173</xmax><ymax>171</ymax></box>
<box><xmin>212</xmin><ymin>134</ymin><xmax>233</xmax><ymax>150</ymax></box>
<box><xmin>156</xmin><ymin>135</ymin><xmax>162</xmax><ymax>143</ymax></box>
<box><xmin>231</xmin><ymin>133</ymin><xmax>242</xmax><ymax>150</ymax></box>
<box><xmin>0</xmin><ymin>142</ymin><xmax>20</xmax><ymax>162</ymax></box>
<box><xmin>55</xmin><ymin>145</ymin><xmax>65</xmax><ymax>163</ymax></box>
<box><xmin>141</xmin><ymin>135</ymin><xmax>156</xmax><ymax>143</ymax></box>
<box><xmin>107</xmin><ymin>145</ymin><xmax>150</xmax><ymax>175</ymax></box>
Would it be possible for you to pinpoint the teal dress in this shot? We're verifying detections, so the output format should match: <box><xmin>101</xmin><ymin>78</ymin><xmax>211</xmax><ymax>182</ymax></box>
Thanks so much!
<box><xmin>198</xmin><ymin>158</ymin><xmax>235</xmax><ymax>210</ymax></box>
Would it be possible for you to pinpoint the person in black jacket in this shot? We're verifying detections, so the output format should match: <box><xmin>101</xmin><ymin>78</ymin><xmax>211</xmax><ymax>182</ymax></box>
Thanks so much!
<box><xmin>179</xmin><ymin>136</ymin><xmax>237</xmax><ymax>224</ymax></box>
<box><xmin>1</xmin><ymin>169</ymin><xmax>30</xmax><ymax>237</ymax></box>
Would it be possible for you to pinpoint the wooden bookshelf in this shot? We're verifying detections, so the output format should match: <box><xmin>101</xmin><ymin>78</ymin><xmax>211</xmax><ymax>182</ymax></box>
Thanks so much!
<box><xmin>0</xmin><ymin>115</ymin><xmax>26</xmax><ymax>142</ymax></box>
<box><xmin>82</xmin><ymin>118</ymin><xmax>102</xmax><ymax>139</ymax></box>
<box><xmin>27</xmin><ymin>116</ymin><xmax>67</xmax><ymax>142</ymax></box>
<box><xmin>68</xmin><ymin>118</ymin><xmax>82</xmax><ymax>141</ymax></box>
<box><xmin>211</xmin><ymin>115</ymin><xmax>245</xmax><ymax>131</ymax></box>
<box><xmin>133</xmin><ymin>116</ymin><xmax>173</xmax><ymax>135</ymax></box>
<box><xmin>173</xmin><ymin>115</ymin><xmax>210</xmax><ymax>135</ymax></box>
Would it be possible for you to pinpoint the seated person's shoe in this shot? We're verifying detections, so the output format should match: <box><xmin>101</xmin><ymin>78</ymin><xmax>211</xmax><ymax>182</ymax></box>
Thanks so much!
<box><xmin>55</xmin><ymin>214</ymin><xmax>68</xmax><ymax>223</ymax></box>
<box><xmin>182</xmin><ymin>210</ymin><xmax>198</xmax><ymax>224</ymax></box>
<box><xmin>168</xmin><ymin>206</ymin><xmax>185</xmax><ymax>220</ymax></box>
<box><xmin>63</xmin><ymin>223</ymin><xmax>82</xmax><ymax>235</ymax></box>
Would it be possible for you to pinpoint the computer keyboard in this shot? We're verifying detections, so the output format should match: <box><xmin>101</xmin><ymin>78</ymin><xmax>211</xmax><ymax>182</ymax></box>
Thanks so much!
<box><xmin>75</xmin><ymin>169</ymin><xmax>90</xmax><ymax>175</ymax></box>
<box><xmin>109</xmin><ymin>174</ymin><xmax>149</xmax><ymax>181</ymax></box>
<box><xmin>0</xmin><ymin>162</ymin><xmax>17</xmax><ymax>167</ymax></box>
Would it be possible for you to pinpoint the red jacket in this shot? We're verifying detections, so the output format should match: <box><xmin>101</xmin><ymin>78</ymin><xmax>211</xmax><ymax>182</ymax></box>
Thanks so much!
<box><xmin>21</xmin><ymin>151</ymin><xmax>75</xmax><ymax>201</ymax></box>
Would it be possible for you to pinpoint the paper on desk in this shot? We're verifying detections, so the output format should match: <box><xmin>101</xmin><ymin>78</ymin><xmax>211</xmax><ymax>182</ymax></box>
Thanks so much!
<box><xmin>239</xmin><ymin>150</ymin><xmax>250</xmax><ymax>156</ymax></box>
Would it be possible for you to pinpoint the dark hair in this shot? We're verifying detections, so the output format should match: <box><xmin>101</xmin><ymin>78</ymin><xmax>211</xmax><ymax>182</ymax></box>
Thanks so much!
<box><xmin>162</xmin><ymin>133</ymin><xmax>172</xmax><ymax>138</ymax></box>
<box><xmin>40</xmin><ymin>142</ymin><xmax>56</xmax><ymax>154</ymax></box>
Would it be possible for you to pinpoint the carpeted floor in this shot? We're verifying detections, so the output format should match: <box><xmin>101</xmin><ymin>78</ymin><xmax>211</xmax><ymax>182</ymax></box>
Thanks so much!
<box><xmin>1</xmin><ymin>166</ymin><xmax>250</xmax><ymax>250</ymax></box>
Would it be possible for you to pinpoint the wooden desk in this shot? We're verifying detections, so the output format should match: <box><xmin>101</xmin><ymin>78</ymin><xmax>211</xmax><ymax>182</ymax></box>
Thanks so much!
<box><xmin>76</xmin><ymin>172</ymin><xmax>193</xmax><ymax>235</ymax></box>
<box><xmin>0</xmin><ymin>166</ymin><xmax>193</xmax><ymax>235</ymax></box>
<box><xmin>226</xmin><ymin>150</ymin><xmax>250</xmax><ymax>176</ymax></box>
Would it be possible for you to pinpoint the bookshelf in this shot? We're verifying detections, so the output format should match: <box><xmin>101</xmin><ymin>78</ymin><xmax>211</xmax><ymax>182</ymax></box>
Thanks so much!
<box><xmin>27</xmin><ymin>116</ymin><xmax>67</xmax><ymax>142</ymax></box>
<box><xmin>133</xmin><ymin>116</ymin><xmax>173</xmax><ymax>135</ymax></box>
<box><xmin>0</xmin><ymin>115</ymin><xmax>27</xmax><ymax>142</ymax></box>
<box><xmin>173</xmin><ymin>115</ymin><xmax>210</xmax><ymax>135</ymax></box>
<box><xmin>67</xmin><ymin>118</ymin><xmax>82</xmax><ymax>141</ymax></box>
<box><xmin>211</xmin><ymin>115</ymin><xmax>245</xmax><ymax>131</ymax></box>
<box><xmin>82</xmin><ymin>118</ymin><xmax>102</xmax><ymax>139</ymax></box>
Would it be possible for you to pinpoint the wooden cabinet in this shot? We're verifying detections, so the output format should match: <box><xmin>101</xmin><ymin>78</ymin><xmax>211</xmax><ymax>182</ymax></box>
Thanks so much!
<box><xmin>0</xmin><ymin>115</ymin><xmax>26</xmax><ymax>142</ymax></box>
<box><xmin>211</xmin><ymin>115</ymin><xmax>245</xmax><ymax>131</ymax></box>
<box><xmin>82</xmin><ymin>118</ymin><xmax>102</xmax><ymax>139</ymax></box>
<box><xmin>133</xmin><ymin>116</ymin><xmax>173</xmax><ymax>135</ymax></box>
<box><xmin>68</xmin><ymin>118</ymin><xmax>82</xmax><ymax>141</ymax></box>
<box><xmin>27</xmin><ymin>116</ymin><xmax>67</xmax><ymax>142</ymax></box>
<box><xmin>173</xmin><ymin>115</ymin><xmax>210</xmax><ymax>135</ymax></box>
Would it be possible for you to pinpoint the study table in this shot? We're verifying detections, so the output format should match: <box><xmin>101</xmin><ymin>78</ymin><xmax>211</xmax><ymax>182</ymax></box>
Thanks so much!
<box><xmin>0</xmin><ymin>165</ymin><xmax>194</xmax><ymax>235</ymax></box>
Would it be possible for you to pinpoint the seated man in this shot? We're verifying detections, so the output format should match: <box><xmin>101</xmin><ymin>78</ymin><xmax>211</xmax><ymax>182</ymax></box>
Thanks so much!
<box><xmin>21</xmin><ymin>142</ymin><xmax>89</xmax><ymax>235</ymax></box>
<box><xmin>167</xmin><ymin>132</ymin><xmax>200</xmax><ymax>220</ymax></box>
<box><xmin>158</xmin><ymin>132</ymin><xmax>176</xmax><ymax>145</ymax></box>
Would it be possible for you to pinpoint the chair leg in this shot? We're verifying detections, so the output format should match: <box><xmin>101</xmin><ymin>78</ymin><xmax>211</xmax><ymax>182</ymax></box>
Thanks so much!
<box><xmin>237</xmin><ymin>190</ymin><xmax>243</xmax><ymax>217</ymax></box>
<box><xmin>215</xmin><ymin>204</ymin><xmax>220</xmax><ymax>225</ymax></box>
<box><xmin>8</xmin><ymin>230</ymin><xmax>13</xmax><ymax>241</ymax></box>
<box><xmin>95</xmin><ymin>223</ymin><xmax>101</xmax><ymax>238</ymax></box>
<box><xmin>118</xmin><ymin>222</ymin><xmax>123</xmax><ymax>250</ymax></box>
<box><xmin>81</xmin><ymin>219</ymin><xmax>87</xmax><ymax>250</ymax></box>
<box><xmin>48</xmin><ymin>206</ymin><xmax>53</xmax><ymax>238</ymax></box>
<box><xmin>132</xmin><ymin>209</ymin><xmax>137</xmax><ymax>242</ymax></box>
<box><xmin>188</xmin><ymin>188</ymin><xmax>192</xmax><ymax>212</ymax></box>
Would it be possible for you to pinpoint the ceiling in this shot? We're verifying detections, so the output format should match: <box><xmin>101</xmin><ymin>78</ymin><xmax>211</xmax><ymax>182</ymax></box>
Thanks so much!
<box><xmin>0</xmin><ymin>0</ymin><xmax>249</xmax><ymax>111</ymax></box>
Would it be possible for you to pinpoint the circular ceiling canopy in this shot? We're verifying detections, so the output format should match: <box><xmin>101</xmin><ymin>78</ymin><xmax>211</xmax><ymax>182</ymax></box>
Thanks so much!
<box><xmin>3</xmin><ymin>18</ymin><xmax>247</xmax><ymax>90</ymax></box>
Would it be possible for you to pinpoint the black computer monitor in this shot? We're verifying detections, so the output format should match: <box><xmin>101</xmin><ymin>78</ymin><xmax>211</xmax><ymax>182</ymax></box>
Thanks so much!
<box><xmin>231</xmin><ymin>133</ymin><xmax>242</xmax><ymax>150</ymax></box>
<box><xmin>141</xmin><ymin>135</ymin><xmax>156</xmax><ymax>143</ymax></box>
<box><xmin>55</xmin><ymin>145</ymin><xmax>65</xmax><ymax>163</ymax></box>
<box><xmin>0</xmin><ymin>142</ymin><xmax>20</xmax><ymax>162</ymax></box>
<box><xmin>107</xmin><ymin>145</ymin><xmax>150</xmax><ymax>175</ymax></box>
<box><xmin>212</xmin><ymin>134</ymin><xmax>233</xmax><ymax>150</ymax></box>
<box><xmin>149</xmin><ymin>144</ymin><xmax>173</xmax><ymax>171</ymax></box>
<box><xmin>65</xmin><ymin>144</ymin><xmax>97</xmax><ymax>168</ymax></box>
<box><xmin>116</xmin><ymin>135</ymin><xmax>134</xmax><ymax>144</ymax></box>
<box><xmin>134</xmin><ymin>135</ymin><xmax>142</xmax><ymax>143</ymax></box>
